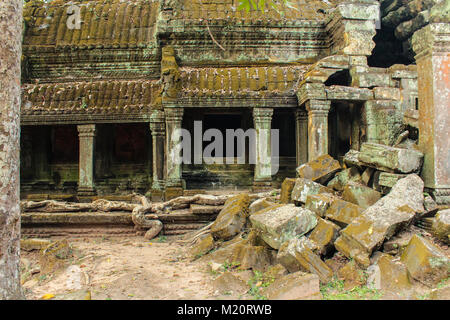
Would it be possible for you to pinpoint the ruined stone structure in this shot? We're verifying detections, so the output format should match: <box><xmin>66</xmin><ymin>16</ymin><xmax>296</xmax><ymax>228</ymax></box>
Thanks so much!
<box><xmin>20</xmin><ymin>0</ymin><xmax>449</xmax><ymax>204</ymax></box>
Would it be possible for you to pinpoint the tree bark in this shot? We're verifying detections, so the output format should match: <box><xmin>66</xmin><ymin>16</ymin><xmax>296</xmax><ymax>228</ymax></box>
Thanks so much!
<box><xmin>0</xmin><ymin>0</ymin><xmax>24</xmax><ymax>300</ymax></box>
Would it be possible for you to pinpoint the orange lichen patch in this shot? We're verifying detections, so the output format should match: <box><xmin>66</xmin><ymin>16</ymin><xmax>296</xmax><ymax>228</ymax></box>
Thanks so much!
<box><xmin>21</xmin><ymin>80</ymin><xmax>161</xmax><ymax>114</ymax></box>
<box><xmin>178</xmin><ymin>0</ymin><xmax>338</xmax><ymax>22</ymax></box>
<box><xmin>23</xmin><ymin>0</ymin><xmax>159</xmax><ymax>50</ymax></box>
<box><xmin>179</xmin><ymin>65</ymin><xmax>308</xmax><ymax>97</ymax></box>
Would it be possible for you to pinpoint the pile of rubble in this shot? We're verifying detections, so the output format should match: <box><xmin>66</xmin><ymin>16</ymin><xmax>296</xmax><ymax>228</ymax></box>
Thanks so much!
<box><xmin>189</xmin><ymin>142</ymin><xmax>449</xmax><ymax>299</ymax></box>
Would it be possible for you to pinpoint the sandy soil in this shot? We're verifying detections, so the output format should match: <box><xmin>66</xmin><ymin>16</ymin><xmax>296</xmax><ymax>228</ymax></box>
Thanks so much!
<box><xmin>21</xmin><ymin>236</ymin><xmax>234</xmax><ymax>300</ymax></box>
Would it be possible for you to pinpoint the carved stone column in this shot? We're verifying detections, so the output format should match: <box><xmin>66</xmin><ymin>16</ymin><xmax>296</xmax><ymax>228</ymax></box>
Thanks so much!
<box><xmin>149</xmin><ymin>110</ymin><xmax>166</xmax><ymax>201</ymax></box>
<box><xmin>253</xmin><ymin>108</ymin><xmax>274</xmax><ymax>190</ymax></box>
<box><xmin>295</xmin><ymin>108</ymin><xmax>308</xmax><ymax>166</ymax></box>
<box><xmin>412</xmin><ymin>23</ymin><xmax>450</xmax><ymax>204</ymax></box>
<box><xmin>164</xmin><ymin>107</ymin><xmax>184</xmax><ymax>199</ymax></box>
<box><xmin>77</xmin><ymin>124</ymin><xmax>96</xmax><ymax>196</ymax></box>
<box><xmin>306</xmin><ymin>100</ymin><xmax>331</xmax><ymax>161</ymax></box>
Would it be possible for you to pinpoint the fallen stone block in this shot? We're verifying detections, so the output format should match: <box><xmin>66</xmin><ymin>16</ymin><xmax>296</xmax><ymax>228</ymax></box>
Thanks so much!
<box><xmin>213</xmin><ymin>271</ymin><xmax>249</xmax><ymax>296</ymax></box>
<box><xmin>203</xmin><ymin>236</ymin><xmax>246</xmax><ymax>265</ymax></box>
<box><xmin>432</xmin><ymin>210</ymin><xmax>450</xmax><ymax>244</ymax></box>
<box><xmin>21</xmin><ymin>239</ymin><xmax>52</xmax><ymax>252</ymax></box>
<box><xmin>308</xmin><ymin>218</ymin><xmax>341</xmax><ymax>256</ymax></box>
<box><xmin>343</xmin><ymin>149</ymin><xmax>363</xmax><ymax>169</ymax></box>
<box><xmin>210</xmin><ymin>194</ymin><xmax>250</xmax><ymax>241</ymax></box>
<box><xmin>250</xmin><ymin>205</ymin><xmax>317</xmax><ymax>249</ymax></box>
<box><xmin>277</xmin><ymin>237</ymin><xmax>319</xmax><ymax>273</ymax></box>
<box><xmin>360</xmin><ymin>167</ymin><xmax>374</xmax><ymax>186</ymax></box>
<box><xmin>335</xmin><ymin>174</ymin><xmax>424</xmax><ymax>267</ymax></box>
<box><xmin>342</xmin><ymin>182</ymin><xmax>381</xmax><ymax>209</ymax></box>
<box><xmin>264</xmin><ymin>264</ymin><xmax>288</xmax><ymax>281</ymax></box>
<box><xmin>291</xmin><ymin>178</ymin><xmax>334</xmax><ymax>204</ymax></box>
<box><xmin>305</xmin><ymin>193</ymin><xmax>336</xmax><ymax>217</ymax></box>
<box><xmin>374</xmin><ymin>171</ymin><xmax>407</xmax><ymax>190</ymax></box>
<box><xmin>358</xmin><ymin>143</ymin><xmax>424</xmax><ymax>174</ymax></box>
<box><xmin>294</xmin><ymin>240</ymin><xmax>333</xmax><ymax>283</ymax></box>
<box><xmin>367</xmin><ymin>253</ymin><xmax>412</xmax><ymax>294</ymax></box>
<box><xmin>325</xmin><ymin>198</ymin><xmax>365</xmax><ymax>227</ymax></box>
<box><xmin>263</xmin><ymin>272</ymin><xmax>322</xmax><ymax>300</ymax></box>
<box><xmin>280</xmin><ymin>178</ymin><xmax>296</xmax><ymax>204</ymax></box>
<box><xmin>190</xmin><ymin>234</ymin><xmax>215</xmax><ymax>259</ymax></box>
<box><xmin>231</xmin><ymin>243</ymin><xmax>273</xmax><ymax>271</ymax></box>
<box><xmin>249</xmin><ymin>198</ymin><xmax>277</xmax><ymax>215</ymax></box>
<box><xmin>296</xmin><ymin>154</ymin><xmax>341</xmax><ymax>185</ymax></box>
<box><xmin>400</xmin><ymin>234</ymin><xmax>450</xmax><ymax>287</ymax></box>
<box><xmin>327</xmin><ymin>167</ymin><xmax>361</xmax><ymax>191</ymax></box>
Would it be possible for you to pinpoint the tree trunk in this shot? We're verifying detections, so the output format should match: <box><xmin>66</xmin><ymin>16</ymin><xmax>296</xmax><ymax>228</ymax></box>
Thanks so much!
<box><xmin>0</xmin><ymin>0</ymin><xmax>24</xmax><ymax>300</ymax></box>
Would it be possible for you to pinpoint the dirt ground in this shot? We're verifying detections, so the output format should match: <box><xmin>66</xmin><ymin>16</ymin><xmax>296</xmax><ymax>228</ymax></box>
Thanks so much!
<box><xmin>21</xmin><ymin>235</ymin><xmax>237</xmax><ymax>300</ymax></box>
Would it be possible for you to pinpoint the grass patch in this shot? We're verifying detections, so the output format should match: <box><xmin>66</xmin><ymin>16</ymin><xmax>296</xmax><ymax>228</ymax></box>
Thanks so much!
<box><xmin>247</xmin><ymin>270</ymin><xmax>275</xmax><ymax>300</ymax></box>
<box><xmin>320</xmin><ymin>277</ymin><xmax>382</xmax><ymax>300</ymax></box>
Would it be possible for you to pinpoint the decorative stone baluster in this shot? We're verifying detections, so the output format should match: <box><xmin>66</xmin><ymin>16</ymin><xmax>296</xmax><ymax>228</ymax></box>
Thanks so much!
<box><xmin>164</xmin><ymin>107</ymin><xmax>184</xmax><ymax>199</ymax></box>
<box><xmin>295</xmin><ymin>108</ymin><xmax>308</xmax><ymax>166</ymax></box>
<box><xmin>253</xmin><ymin>108</ymin><xmax>274</xmax><ymax>190</ymax></box>
<box><xmin>149</xmin><ymin>110</ymin><xmax>166</xmax><ymax>201</ymax></box>
<box><xmin>77</xmin><ymin>124</ymin><xmax>96</xmax><ymax>196</ymax></box>
<box><xmin>306</xmin><ymin>100</ymin><xmax>331</xmax><ymax>161</ymax></box>
<box><xmin>412</xmin><ymin>23</ymin><xmax>450</xmax><ymax>205</ymax></box>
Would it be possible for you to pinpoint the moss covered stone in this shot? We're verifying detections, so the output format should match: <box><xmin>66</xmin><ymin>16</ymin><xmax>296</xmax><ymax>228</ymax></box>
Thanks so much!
<box><xmin>210</xmin><ymin>194</ymin><xmax>250</xmax><ymax>241</ymax></box>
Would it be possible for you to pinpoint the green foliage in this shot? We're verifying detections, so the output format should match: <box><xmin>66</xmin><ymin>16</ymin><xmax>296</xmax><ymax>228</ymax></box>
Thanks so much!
<box><xmin>320</xmin><ymin>277</ymin><xmax>383</xmax><ymax>300</ymax></box>
<box><xmin>247</xmin><ymin>270</ymin><xmax>275</xmax><ymax>300</ymax></box>
<box><xmin>237</xmin><ymin>0</ymin><xmax>296</xmax><ymax>14</ymax></box>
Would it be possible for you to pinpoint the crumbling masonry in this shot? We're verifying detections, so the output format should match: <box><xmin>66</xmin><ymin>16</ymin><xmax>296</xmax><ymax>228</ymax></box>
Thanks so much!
<box><xmin>20</xmin><ymin>0</ymin><xmax>449</xmax><ymax>204</ymax></box>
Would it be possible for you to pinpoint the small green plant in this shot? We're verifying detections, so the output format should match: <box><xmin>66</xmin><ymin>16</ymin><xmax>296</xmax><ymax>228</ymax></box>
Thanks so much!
<box><xmin>38</xmin><ymin>274</ymin><xmax>47</xmax><ymax>282</ymax></box>
<box><xmin>156</xmin><ymin>236</ymin><xmax>167</xmax><ymax>243</ymax></box>
<box><xmin>320</xmin><ymin>277</ymin><xmax>382</xmax><ymax>300</ymax></box>
<box><xmin>221</xmin><ymin>261</ymin><xmax>241</xmax><ymax>272</ymax></box>
<box><xmin>247</xmin><ymin>270</ymin><xmax>274</xmax><ymax>300</ymax></box>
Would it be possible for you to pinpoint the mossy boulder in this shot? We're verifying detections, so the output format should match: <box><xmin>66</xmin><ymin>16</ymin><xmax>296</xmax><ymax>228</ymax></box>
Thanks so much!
<box><xmin>367</xmin><ymin>253</ymin><xmax>412</xmax><ymax>294</ymax></box>
<box><xmin>296</xmin><ymin>154</ymin><xmax>341</xmax><ymax>185</ymax></box>
<box><xmin>327</xmin><ymin>167</ymin><xmax>361</xmax><ymax>191</ymax></box>
<box><xmin>335</xmin><ymin>174</ymin><xmax>424</xmax><ymax>267</ymax></box>
<box><xmin>21</xmin><ymin>238</ymin><xmax>52</xmax><ymax>252</ymax></box>
<box><xmin>291</xmin><ymin>178</ymin><xmax>334</xmax><ymax>204</ymax></box>
<box><xmin>190</xmin><ymin>234</ymin><xmax>215</xmax><ymax>259</ymax></box>
<box><xmin>231</xmin><ymin>243</ymin><xmax>273</xmax><ymax>271</ymax></box>
<box><xmin>308</xmin><ymin>218</ymin><xmax>341</xmax><ymax>256</ymax></box>
<box><xmin>293</xmin><ymin>240</ymin><xmax>334</xmax><ymax>283</ymax></box>
<box><xmin>39</xmin><ymin>239</ymin><xmax>72</xmax><ymax>274</ymax></box>
<box><xmin>432</xmin><ymin>210</ymin><xmax>450</xmax><ymax>244</ymax></box>
<box><xmin>342</xmin><ymin>182</ymin><xmax>381</xmax><ymax>209</ymax></box>
<box><xmin>277</xmin><ymin>237</ymin><xmax>319</xmax><ymax>273</ymax></box>
<box><xmin>249</xmin><ymin>198</ymin><xmax>277</xmax><ymax>215</ymax></box>
<box><xmin>250</xmin><ymin>205</ymin><xmax>317</xmax><ymax>249</ymax></box>
<box><xmin>210</xmin><ymin>194</ymin><xmax>250</xmax><ymax>241</ymax></box>
<box><xmin>400</xmin><ymin>235</ymin><xmax>450</xmax><ymax>287</ymax></box>
<box><xmin>280</xmin><ymin>178</ymin><xmax>296</xmax><ymax>204</ymax></box>
<box><xmin>305</xmin><ymin>193</ymin><xmax>336</xmax><ymax>217</ymax></box>
<box><xmin>212</xmin><ymin>271</ymin><xmax>248</xmax><ymax>296</ymax></box>
<box><xmin>358</xmin><ymin>143</ymin><xmax>424</xmax><ymax>174</ymax></box>
<box><xmin>263</xmin><ymin>272</ymin><xmax>322</xmax><ymax>300</ymax></box>
<box><xmin>325</xmin><ymin>198</ymin><xmax>365</xmax><ymax>227</ymax></box>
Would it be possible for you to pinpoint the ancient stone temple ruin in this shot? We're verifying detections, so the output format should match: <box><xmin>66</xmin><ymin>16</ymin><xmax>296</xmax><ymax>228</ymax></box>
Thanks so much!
<box><xmin>20</xmin><ymin>0</ymin><xmax>449</xmax><ymax>206</ymax></box>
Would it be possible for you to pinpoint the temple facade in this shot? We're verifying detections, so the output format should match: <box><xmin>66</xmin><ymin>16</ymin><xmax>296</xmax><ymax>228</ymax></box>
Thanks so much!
<box><xmin>20</xmin><ymin>0</ymin><xmax>449</xmax><ymax>204</ymax></box>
